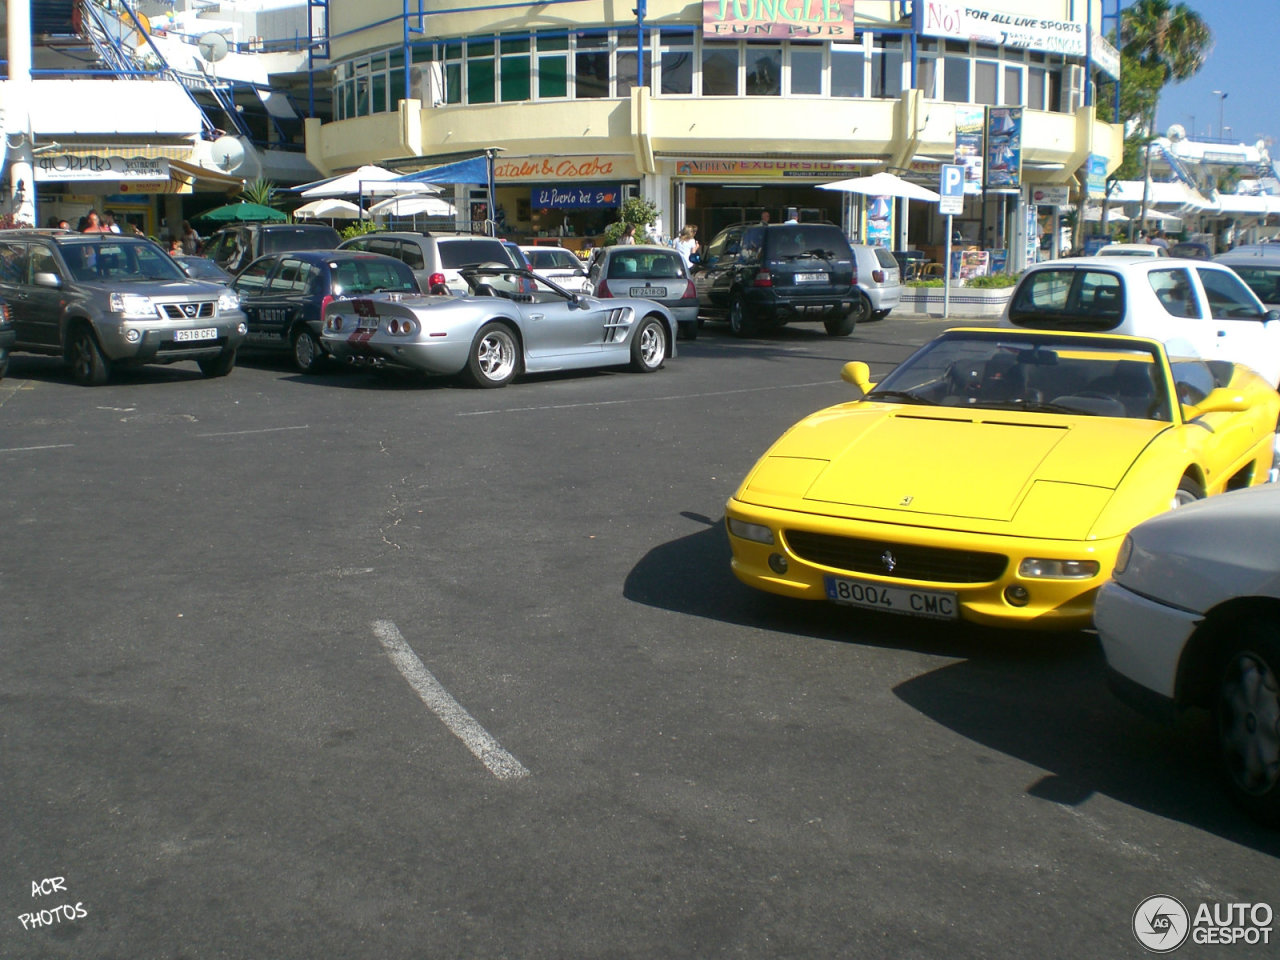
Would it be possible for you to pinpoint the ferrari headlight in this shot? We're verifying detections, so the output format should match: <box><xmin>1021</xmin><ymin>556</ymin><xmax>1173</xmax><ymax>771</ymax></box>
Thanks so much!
<box><xmin>217</xmin><ymin>289</ymin><xmax>240</xmax><ymax>312</ymax></box>
<box><xmin>1112</xmin><ymin>536</ymin><xmax>1134</xmax><ymax>576</ymax></box>
<box><xmin>1018</xmin><ymin>558</ymin><xmax>1101</xmax><ymax>580</ymax></box>
<box><xmin>109</xmin><ymin>292</ymin><xmax>155</xmax><ymax>318</ymax></box>
<box><xmin>727</xmin><ymin>517</ymin><xmax>774</xmax><ymax>545</ymax></box>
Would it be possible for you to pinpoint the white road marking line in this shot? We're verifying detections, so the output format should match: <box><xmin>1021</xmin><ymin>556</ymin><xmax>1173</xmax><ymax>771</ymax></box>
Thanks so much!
<box><xmin>457</xmin><ymin>379</ymin><xmax>839</xmax><ymax>416</ymax></box>
<box><xmin>0</xmin><ymin>443</ymin><xmax>75</xmax><ymax>454</ymax></box>
<box><xmin>196</xmin><ymin>425</ymin><xmax>310</xmax><ymax>438</ymax></box>
<box><xmin>372</xmin><ymin>620</ymin><xmax>529</xmax><ymax>780</ymax></box>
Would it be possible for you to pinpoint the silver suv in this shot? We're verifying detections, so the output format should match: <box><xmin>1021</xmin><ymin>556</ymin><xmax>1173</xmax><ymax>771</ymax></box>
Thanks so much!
<box><xmin>0</xmin><ymin>231</ymin><xmax>247</xmax><ymax>385</ymax></box>
<box><xmin>338</xmin><ymin>232</ymin><xmax>519</xmax><ymax>294</ymax></box>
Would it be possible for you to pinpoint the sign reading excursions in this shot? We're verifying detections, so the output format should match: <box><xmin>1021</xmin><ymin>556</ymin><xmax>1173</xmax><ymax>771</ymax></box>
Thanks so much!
<box><xmin>703</xmin><ymin>0</ymin><xmax>855</xmax><ymax>39</ymax></box>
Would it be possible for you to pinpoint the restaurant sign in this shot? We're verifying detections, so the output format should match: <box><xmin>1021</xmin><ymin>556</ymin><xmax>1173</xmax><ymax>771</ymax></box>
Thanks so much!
<box><xmin>532</xmin><ymin>184</ymin><xmax>622</xmax><ymax>209</ymax></box>
<box><xmin>703</xmin><ymin>0</ymin><xmax>856</xmax><ymax>40</ymax></box>
<box><xmin>34</xmin><ymin>154</ymin><xmax>170</xmax><ymax>182</ymax></box>
<box><xmin>675</xmin><ymin>158</ymin><xmax>853</xmax><ymax>178</ymax></box>
<box><xmin>494</xmin><ymin>156</ymin><xmax>630</xmax><ymax>181</ymax></box>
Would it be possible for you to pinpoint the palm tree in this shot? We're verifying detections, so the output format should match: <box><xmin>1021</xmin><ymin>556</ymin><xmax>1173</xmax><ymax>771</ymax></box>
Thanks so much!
<box><xmin>1120</xmin><ymin>0</ymin><xmax>1212</xmax><ymax>227</ymax></box>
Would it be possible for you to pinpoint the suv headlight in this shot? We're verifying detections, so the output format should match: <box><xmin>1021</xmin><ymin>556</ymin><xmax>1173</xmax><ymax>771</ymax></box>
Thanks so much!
<box><xmin>217</xmin><ymin>289</ymin><xmax>240</xmax><ymax>312</ymax></box>
<box><xmin>109</xmin><ymin>292</ymin><xmax>155</xmax><ymax>318</ymax></box>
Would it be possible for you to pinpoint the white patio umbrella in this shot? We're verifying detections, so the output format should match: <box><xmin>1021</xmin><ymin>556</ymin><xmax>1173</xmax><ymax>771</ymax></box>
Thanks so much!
<box><xmin>300</xmin><ymin>165</ymin><xmax>442</xmax><ymax>199</ymax></box>
<box><xmin>369</xmin><ymin>194</ymin><xmax>456</xmax><ymax>218</ymax></box>
<box><xmin>293</xmin><ymin>198</ymin><xmax>363</xmax><ymax>220</ymax></box>
<box><xmin>1083</xmin><ymin>204</ymin><xmax>1129</xmax><ymax>222</ymax></box>
<box><xmin>817</xmin><ymin>171</ymin><xmax>941</xmax><ymax>202</ymax></box>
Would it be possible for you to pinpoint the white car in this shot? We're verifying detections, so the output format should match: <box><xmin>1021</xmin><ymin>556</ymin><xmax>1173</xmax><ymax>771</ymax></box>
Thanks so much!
<box><xmin>520</xmin><ymin>245</ymin><xmax>589</xmax><ymax>292</ymax></box>
<box><xmin>1001</xmin><ymin>256</ymin><xmax>1280</xmax><ymax>385</ymax></box>
<box><xmin>1095</xmin><ymin>483</ymin><xmax>1280</xmax><ymax>824</ymax></box>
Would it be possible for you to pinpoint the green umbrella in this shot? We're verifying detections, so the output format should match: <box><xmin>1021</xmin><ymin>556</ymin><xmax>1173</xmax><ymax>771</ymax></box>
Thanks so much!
<box><xmin>191</xmin><ymin>201</ymin><xmax>288</xmax><ymax>225</ymax></box>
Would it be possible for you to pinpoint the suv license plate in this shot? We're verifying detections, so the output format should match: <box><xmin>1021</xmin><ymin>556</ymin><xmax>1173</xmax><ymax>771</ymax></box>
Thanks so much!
<box><xmin>824</xmin><ymin>575</ymin><xmax>958</xmax><ymax>621</ymax></box>
<box><xmin>631</xmin><ymin>286</ymin><xmax>665</xmax><ymax>297</ymax></box>
<box><xmin>795</xmin><ymin>273</ymin><xmax>828</xmax><ymax>283</ymax></box>
<box><xmin>174</xmin><ymin>327</ymin><xmax>217</xmax><ymax>342</ymax></box>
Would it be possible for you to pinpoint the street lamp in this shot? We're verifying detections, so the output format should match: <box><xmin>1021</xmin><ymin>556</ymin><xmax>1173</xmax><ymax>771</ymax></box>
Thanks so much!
<box><xmin>1212</xmin><ymin>90</ymin><xmax>1228</xmax><ymax>138</ymax></box>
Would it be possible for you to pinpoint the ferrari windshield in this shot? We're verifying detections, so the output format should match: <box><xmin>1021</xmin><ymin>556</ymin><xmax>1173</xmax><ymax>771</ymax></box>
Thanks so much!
<box><xmin>866</xmin><ymin>332</ymin><xmax>1175</xmax><ymax>421</ymax></box>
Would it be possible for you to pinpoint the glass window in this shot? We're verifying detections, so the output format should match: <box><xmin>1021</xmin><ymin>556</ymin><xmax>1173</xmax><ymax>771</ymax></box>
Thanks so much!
<box><xmin>943</xmin><ymin>58</ymin><xmax>969</xmax><ymax>102</ymax></box>
<box><xmin>660</xmin><ymin>33</ymin><xmax>694</xmax><ymax>94</ymax></box>
<box><xmin>1003</xmin><ymin>65</ymin><xmax>1022</xmax><ymax>106</ymax></box>
<box><xmin>702</xmin><ymin>41</ymin><xmax>739</xmax><ymax>96</ymax></box>
<box><xmin>233</xmin><ymin>258</ymin><xmax>273</xmax><ymax>296</ymax></box>
<box><xmin>537</xmin><ymin>33</ymin><xmax>568</xmax><ymax>98</ymax></box>
<box><xmin>745</xmin><ymin>44</ymin><xmax>781</xmax><ymax>96</ymax></box>
<box><xmin>615</xmin><ymin>30</ymin><xmax>650</xmax><ymax>97</ymax></box>
<box><xmin>830</xmin><ymin>42</ymin><xmax>864</xmax><ymax>97</ymax></box>
<box><xmin>576</xmin><ymin>33</ymin><xmax>610</xmax><ymax>98</ymax></box>
<box><xmin>916</xmin><ymin>57</ymin><xmax>937</xmax><ymax>98</ymax></box>
<box><xmin>501</xmin><ymin>49</ymin><xmax>531</xmax><ymax>101</ymax></box>
<box><xmin>1148</xmin><ymin>268</ymin><xmax>1202</xmax><ymax>319</ymax></box>
<box><xmin>468</xmin><ymin>39</ymin><xmax>496</xmax><ymax>104</ymax></box>
<box><xmin>0</xmin><ymin>240</ymin><xmax>27</xmax><ymax>283</ymax></box>
<box><xmin>372</xmin><ymin>73</ymin><xmax>387</xmax><ymax>112</ymax></box>
<box><xmin>1197</xmin><ymin>267</ymin><xmax>1266</xmax><ymax>319</ymax></box>
<box><xmin>1028</xmin><ymin>67</ymin><xmax>1046</xmax><ymax>110</ymax></box>
<box><xmin>789</xmin><ymin>43</ymin><xmax>822</xmax><ymax>95</ymax></box>
<box><xmin>871</xmin><ymin>38</ymin><xmax>902</xmax><ymax>98</ymax></box>
<box><xmin>974</xmin><ymin>60</ymin><xmax>997</xmax><ymax>105</ymax></box>
<box><xmin>1231</xmin><ymin>265</ymin><xmax>1280</xmax><ymax>305</ymax></box>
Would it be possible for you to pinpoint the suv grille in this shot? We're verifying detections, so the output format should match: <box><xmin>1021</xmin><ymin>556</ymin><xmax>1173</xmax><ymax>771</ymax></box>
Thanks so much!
<box><xmin>785</xmin><ymin>530</ymin><xmax>1007</xmax><ymax>584</ymax></box>
<box><xmin>160</xmin><ymin>302</ymin><xmax>215</xmax><ymax>320</ymax></box>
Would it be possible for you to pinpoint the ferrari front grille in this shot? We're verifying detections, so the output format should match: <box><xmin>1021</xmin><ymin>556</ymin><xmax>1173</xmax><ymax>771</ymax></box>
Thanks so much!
<box><xmin>784</xmin><ymin>530</ymin><xmax>1008</xmax><ymax>584</ymax></box>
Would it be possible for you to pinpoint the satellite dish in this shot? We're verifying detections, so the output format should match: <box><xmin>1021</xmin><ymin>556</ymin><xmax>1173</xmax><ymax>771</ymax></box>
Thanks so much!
<box><xmin>1166</xmin><ymin>123</ymin><xmax>1186</xmax><ymax>141</ymax></box>
<box><xmin>197</xmin><ymin>31</ymin><xmax>229</xmax><ymax>63</ymax></box>
<box><xmin>212</xmin><ymin>135</ymin><xmax>246</xmax><ymax>173</ymax></box>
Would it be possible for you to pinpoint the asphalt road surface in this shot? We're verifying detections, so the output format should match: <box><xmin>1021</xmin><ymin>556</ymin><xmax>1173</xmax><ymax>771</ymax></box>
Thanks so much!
<box><xmin>2</xmin><ymin>315</ymin><xmax>1276</xmax><ymax>959</ymax></box>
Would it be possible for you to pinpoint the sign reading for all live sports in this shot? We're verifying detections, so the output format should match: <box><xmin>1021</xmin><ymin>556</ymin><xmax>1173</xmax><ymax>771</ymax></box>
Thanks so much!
<box><xmin>703</xmin><ymin>0</ymin><xmax>855</xmax><ymax>39</ymax></box>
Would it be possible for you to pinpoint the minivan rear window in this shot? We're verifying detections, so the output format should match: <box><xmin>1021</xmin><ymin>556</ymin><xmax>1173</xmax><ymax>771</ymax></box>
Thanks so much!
<box><xmin>439</xmin><ymin>239</ymin><xmax>511</xmax><ymax>269</ymax></box>
<box><xmin>1008</xmin><ymin>268</ymin><xmax>1124</xmax><ymax>330</ymax></box>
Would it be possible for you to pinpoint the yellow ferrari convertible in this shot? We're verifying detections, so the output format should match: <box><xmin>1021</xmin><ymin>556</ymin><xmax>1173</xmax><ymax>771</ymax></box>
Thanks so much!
<box><xmin>726</xmin><ymin>328</ymin><xmax>1280</xmax><ymax>629</ymax></box>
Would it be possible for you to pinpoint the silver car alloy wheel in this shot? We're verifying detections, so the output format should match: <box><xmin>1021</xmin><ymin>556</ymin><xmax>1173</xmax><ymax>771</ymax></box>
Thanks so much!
<box><xmin>638</xmin><ymin>322</ymin><xmax>663</xmax><ymax>367</ymax></box>
<box><xmin>477</xmin><ymin>328</ymin><xmax>517</xmax><ymax>381</ymax></box>
<box><xmin>1220</xmin><ymin>647</ymin><xmax>1280</xmax><ymax>797</ymax></box>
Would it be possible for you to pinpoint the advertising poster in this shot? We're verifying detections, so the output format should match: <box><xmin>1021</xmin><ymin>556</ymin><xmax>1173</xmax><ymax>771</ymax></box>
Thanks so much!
<box><xmin>985</xmin><ymin>107</ymin><xmax>1022</xmax><ymax>189</ymax></box>
<box><xmin>864</xmin><ymin>196</ymin><xmax>894</xmax><ymax>248</ymax></box>
<box><xmin>1085</xmin><ymin>154</ymin><xmax>1109</xmax><ymax>197</ymax></box>
<box><xmin>954</xmin><ymin>105</ymin><xmax>985</xmax><ymax>195</ymax></box>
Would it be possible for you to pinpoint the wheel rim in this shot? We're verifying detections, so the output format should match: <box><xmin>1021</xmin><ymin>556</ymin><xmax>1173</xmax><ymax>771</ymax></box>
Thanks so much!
<box><xmin>477</xmin><ymin>329</ymin><xmax>515</xmax><ymax>381</ymax></box>
<box><xmin>638</xmin><ymin>322</ymin><xmax>664</xmax><ymax>367</ymax></box>
<box><xmin>1172</xmin><ymin>487</ymin><xmax>1200</xmax><ymax>509</ymax></box>
<box><xmin>71</xmin><ymin>334</ymin><xmax>92</xmax><ymax>380</ymax></box>
<box><xmin>294</xmin><ymin>331</ymin><xmax>318</xmax><ymax>369</ymax></box>
<box><xmin>730</xmin><ymin>300</ymin><xmax>744</xmax><ymax>333</ymax></box>
<box><xmin>1220</xmin><ymin>650</ymin><xmax>1280</xmax><ymax>796</ymax></box>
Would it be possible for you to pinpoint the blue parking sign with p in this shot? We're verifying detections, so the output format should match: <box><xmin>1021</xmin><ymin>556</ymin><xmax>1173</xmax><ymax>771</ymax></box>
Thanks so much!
<box><xmin>940</xmin><ymin>164</ymin><xmax>964</xmax><ymax>213</ymax></box>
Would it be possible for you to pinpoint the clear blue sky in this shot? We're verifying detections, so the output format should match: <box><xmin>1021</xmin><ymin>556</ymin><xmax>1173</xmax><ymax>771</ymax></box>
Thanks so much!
<box><xmin>1147</xmin><ymin>0</ymin><xmax>1279</xmax><ymax>146</ymax></box>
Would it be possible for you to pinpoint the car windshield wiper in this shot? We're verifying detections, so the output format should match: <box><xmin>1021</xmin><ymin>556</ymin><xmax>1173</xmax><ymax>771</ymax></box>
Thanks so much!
<box><xmin>1019</xmin><ymin>399</ymin><xmax>1098</xmax><ymax>415</ymax></box>
<box><xmin>865</xmin><ymin>389</ymin><xmax>937</xmax><ymax>406</ymax></box>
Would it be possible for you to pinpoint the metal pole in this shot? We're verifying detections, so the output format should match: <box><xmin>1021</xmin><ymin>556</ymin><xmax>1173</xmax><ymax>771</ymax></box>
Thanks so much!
<box><xmin>944</xmin><ymin>214</ymin><xmax>953</xmax><ymax>319</ymax></box>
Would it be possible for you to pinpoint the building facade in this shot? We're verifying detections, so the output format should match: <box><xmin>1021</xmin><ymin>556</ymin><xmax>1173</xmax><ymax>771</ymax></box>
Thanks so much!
<box><xmin>306</xmin><ymin>0</ymin><xmax>1124</xmax><ymax>269</ymax></box>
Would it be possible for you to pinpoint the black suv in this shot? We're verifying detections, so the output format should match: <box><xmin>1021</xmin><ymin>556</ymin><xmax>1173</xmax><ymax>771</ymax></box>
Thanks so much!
<box><xmin>692</xmin><ymin>222</ymin><xmax>858</xmax><ymax>336</ymax></box>
<box><xmin>204</xmin><ymin>222</ymin><xmax>342</xmax><ymax>275</ymax></box>
<box><xmin>0</xmin><ymin>231</ymin><xmax>246</xmax><ymax>385</ymax></box>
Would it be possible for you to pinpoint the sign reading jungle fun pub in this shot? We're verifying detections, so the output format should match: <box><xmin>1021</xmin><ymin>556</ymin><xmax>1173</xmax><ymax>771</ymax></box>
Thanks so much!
<box><xmin>703</xmin><ymin>0</ymin><xmax>856</xmax><ymax>39</ymax></box>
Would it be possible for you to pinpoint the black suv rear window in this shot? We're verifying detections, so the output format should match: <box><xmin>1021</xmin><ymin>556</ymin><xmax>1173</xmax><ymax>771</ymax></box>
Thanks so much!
<box><xmin>1008</xmin><ymin>268</ymin><xmax>1124</xmax><ymax>330</ymax></box>
<box><xmin>263</xmin><ymin>228</ymin><xmax>341</xmax><ymax>255</ymax></box>
<box><xmin>765</xmin><ymin>225</ymin><xmax>851</xmax><ymax>260</ymax></box>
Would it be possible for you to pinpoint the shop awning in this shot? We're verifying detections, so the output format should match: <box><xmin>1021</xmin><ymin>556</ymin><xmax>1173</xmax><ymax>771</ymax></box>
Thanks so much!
<box><xmin>167</xmin><ymin>159</ymin><xmax>245</xmax><ymax>195</ymax></box>
<box><xmin>393</xmin><ymin>155</ymin><xmax>490</xmax><ymax>185</ymax></box>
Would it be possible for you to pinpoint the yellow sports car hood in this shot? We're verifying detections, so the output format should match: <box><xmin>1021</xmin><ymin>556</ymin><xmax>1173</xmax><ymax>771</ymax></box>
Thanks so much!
<box><xmin>740</xmin><ymin>404</ymin><xmax>1168</xmax><ymax>535</ymax></box>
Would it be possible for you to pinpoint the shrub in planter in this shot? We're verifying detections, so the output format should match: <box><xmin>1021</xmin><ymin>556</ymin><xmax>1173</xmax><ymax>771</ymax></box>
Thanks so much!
<box><xmin>965</xmin><ymin>273</ymin><xmax>1018</xmax><ymax>289</ymax></box>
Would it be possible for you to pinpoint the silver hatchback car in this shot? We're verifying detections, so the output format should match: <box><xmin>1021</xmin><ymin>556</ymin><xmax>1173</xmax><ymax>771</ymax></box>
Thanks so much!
<box><xmin>585</xmin><ymin>244</ymin><xmax>700</xmax><ymax>340</ymax></box>
<box><xmin>850</xmin><ymin>244</ymin><xmax>902</xmax><ymax>321</ymax></box>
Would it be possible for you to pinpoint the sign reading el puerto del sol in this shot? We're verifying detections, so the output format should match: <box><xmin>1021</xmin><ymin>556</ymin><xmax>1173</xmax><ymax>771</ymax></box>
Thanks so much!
<box><xmin>532</xmin><ymin>185</ymin><xmax>622</xmax><ymax>209</ymax></box>
<box><xmin>703</xmin><ymin>0</ymin><xmax>856</xmax><ymax>40</ymax></box>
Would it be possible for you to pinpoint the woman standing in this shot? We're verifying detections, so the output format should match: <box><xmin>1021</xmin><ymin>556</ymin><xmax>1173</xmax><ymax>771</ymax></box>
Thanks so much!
<box><xmin>81</xmin><ymin>210</ymin><xmax>111</xmax><ymax>234</ymax></box>
<box><xmin>675</xmin><ymin>225</ymin><xmax>699</xmax><ymax>268</ymax></box>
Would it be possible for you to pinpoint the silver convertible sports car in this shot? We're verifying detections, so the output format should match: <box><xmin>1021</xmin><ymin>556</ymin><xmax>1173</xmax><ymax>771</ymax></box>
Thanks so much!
<box><xmin>320</xmin><ymin>265</ymin><xmax>676</xmax><ymax>387</ymax></box>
